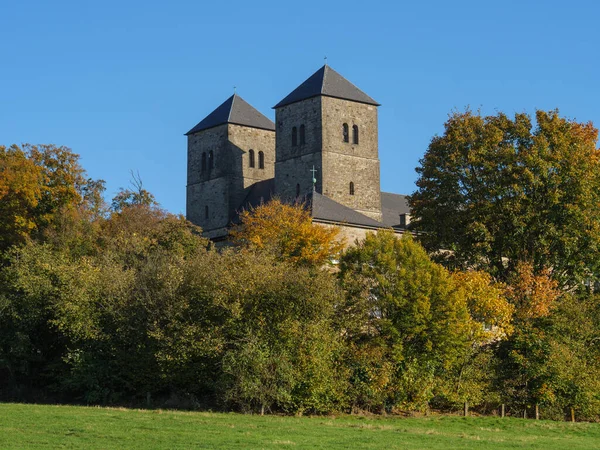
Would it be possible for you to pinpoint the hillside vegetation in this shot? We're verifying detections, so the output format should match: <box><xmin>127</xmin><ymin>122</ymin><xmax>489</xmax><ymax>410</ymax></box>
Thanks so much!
<box><xmin>2</xmin><ymin>111</ymin><xmax>600</xmax><ymax>420</ymax></box>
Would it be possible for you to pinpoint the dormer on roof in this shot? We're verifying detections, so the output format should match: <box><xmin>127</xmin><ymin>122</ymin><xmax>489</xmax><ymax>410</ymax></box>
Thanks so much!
<box><xmin>186</xmin><ymin>93</ymin><xmax>275</xmax><ymax>135</ymax></box>
<box><xmin>273</xmin><ymin>65</ymin><xmax>380</xmax><ymax>109</ymax></box>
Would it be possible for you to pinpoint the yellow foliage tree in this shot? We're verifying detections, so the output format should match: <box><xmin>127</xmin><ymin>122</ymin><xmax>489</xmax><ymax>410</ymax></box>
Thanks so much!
<box><xmin>0</xmin><ymin>145</ymin><xmax>43</xmax><ymax>249</ymax></box>
<box><xmin>453</xmin><ymin>270</ymin><xmax>514</xmax><ymax>341</ymax></box>
<box><xmin>0</xmin><ymin>143</ymin><xmax>106</xmax><ymax>251</ymax></box>
<box><xmin>232</xmin><ymin>198</ymin><xmax>344</xmax><ymax>267</ymax></box>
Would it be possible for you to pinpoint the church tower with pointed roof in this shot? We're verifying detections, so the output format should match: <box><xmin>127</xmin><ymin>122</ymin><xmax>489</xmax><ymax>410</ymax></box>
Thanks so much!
<box><xmin>185</xmin><ymin>65</ymin><xmax>414</xmax><ymax>244</ymax></box>
<box><xmin>185</xmin><ymin>94</ymin><xmax>275</xmax><ymax>238</ymax></box>
<box><xmin>273</xmin><ymin>65</ymin><xmax>383</xmax><ymax>222</ymax></box>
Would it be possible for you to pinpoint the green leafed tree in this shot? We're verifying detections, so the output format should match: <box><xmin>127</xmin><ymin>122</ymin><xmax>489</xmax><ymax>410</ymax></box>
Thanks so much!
<box><xmin>339</xmin><ymin>231</ymin><xmax>494</xmax><ymax>411</ymax></box>
<box><xmin>409</xmin><ymin>109</ymin><xmax>600</xmax><ymax>287</ymax></box>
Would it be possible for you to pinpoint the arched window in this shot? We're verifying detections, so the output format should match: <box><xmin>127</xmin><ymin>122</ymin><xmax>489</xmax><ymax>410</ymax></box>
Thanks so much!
<box><xmin>343</xmin><ymin>123</ymin><xmax>349</xmax><ymax>142</ymax></box>
<box><xmin>205</xmin><ymin>205</ymin><xmax>209</xmax><ymax>219</ymax></box>
<box><xmin>349</xmin><ymin>182</ymin><xmax>355</xmax><ymax>196</ymax></box>
<box><xmin>292</xmin><ymin>127</ymin><xmax>298</xmax><ymax>147</ymax></box>
<box><xmin>249</xmin><ymin>149</ymin><xmax>255</xmax><ymax>168</ymax></box>
<box><xmin>258</xmin><ymin>151</ymin><xmax>265</xmax><ymax>169</ymax></box>
<box><xmin>296</xmin><ymin>183</ymin><xmax>300</xmax><ymax>197</ymax></box>
<box><xmin>352</xmin><ymin>125</ymin><xmax>359</xmax><ymax>144</ymax></box>
<box><xmin>208</xmin><ymin>150</ymin><xmax>214</xmax><ymax>170</ymax></box>
<box><xmin>201</xmin><ymin>152</ymin><xmax>207</xmax><ymax>173</ymax></box>
<box><xmin>299</xmin><ymin>124</ymin><xmax>306</xmax><ymax>145</ymax></box>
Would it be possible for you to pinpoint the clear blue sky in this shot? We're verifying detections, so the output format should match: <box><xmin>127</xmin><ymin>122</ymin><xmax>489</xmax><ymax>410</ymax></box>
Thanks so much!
<box><xmin>2</xmin><ymin>0</ymin><xmax>598</xmax><ymax>214</ymax></box>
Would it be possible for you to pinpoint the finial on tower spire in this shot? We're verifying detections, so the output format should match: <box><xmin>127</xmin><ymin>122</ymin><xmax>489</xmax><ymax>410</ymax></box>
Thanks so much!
<box><xmin>233</xmin><ymin>86</ymin><xmax>237</xmax><ymax>94</ymax></box>
<box><xmin>324</xmin><ymin>56</ymin><xmax>328</xmax><ymax>66</ymax></box>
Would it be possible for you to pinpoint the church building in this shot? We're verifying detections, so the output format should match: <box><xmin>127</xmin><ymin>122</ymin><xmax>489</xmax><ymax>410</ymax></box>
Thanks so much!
<box><xmin>185</xmin><ymin>65</ymin><xmax>410</xmax><ymax>243</ymax></box>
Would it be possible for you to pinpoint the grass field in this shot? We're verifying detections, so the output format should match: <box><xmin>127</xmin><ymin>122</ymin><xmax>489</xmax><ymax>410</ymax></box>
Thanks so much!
<box><xmin>1</xmin><ymin>403</ymin><xmax>599</xmax><ymax>449</ymax></box>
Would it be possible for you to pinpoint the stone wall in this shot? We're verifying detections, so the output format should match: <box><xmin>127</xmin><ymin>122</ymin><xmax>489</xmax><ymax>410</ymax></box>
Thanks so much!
<box><xmin>187</xmin><ymin>124</ymin><xmax>230</xmax><ymax>231</ymax></box>
<box><xmin>188</xmin><ymin>87</ymin><xmax>384</xmax><ymax>235</ymax></box>
<box><xmin>187</xmin><ymin>124</ymin><xmax>229</xmax><ymax>187</ymax></box>
<box><xmin>274</xmin><ymin>97</ymin><xmax>323</xmax><ymax>200</ymax></box>
<box><xmin>321</xmin><ymin>97</ymin><xmax>382</xmax><ymax>222</ymax></box>
<box><xmin>272</xmin><ymin>96</ymin><xmax>382</xmax><ymax>221</ymax></box>
<box><xmin>317</xmin><ymin>222</ymin><xmax>405</xmax><ymax>249</ymax></box>
<box><xmin>187</xmin><ymin>123</ymin><xmax>275</xmax><ymax>233</ymax></box>
<box><xmin>186</xmin><ymin>177</ymin><xmax>229</xmax><ymax>232</ymax></box>
<box><xmin>227</xmin><ymin>124</ymin><xmax>275</xmax><ymax>217</ymax></box>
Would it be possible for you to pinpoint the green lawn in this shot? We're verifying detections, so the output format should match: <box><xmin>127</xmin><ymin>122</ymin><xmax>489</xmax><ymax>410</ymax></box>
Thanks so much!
<box><xmin>1</xmin><ymin>403</ymin><xmax>599</xmax><ymax>449</ymax></box>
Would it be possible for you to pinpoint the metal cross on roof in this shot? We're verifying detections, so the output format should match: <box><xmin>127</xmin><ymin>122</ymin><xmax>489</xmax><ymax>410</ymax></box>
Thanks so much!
<box><xmin>311</xmin><ymin>165</ymin><xmax>317</xmax><ymax>190</ymax></box>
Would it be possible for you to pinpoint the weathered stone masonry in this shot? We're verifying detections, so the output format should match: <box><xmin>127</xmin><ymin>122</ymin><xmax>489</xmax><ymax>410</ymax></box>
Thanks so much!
<box><xmin>185</xmin><ymin>65</ymin><xmax>410</xmax><ymax>241</ymax></box>
<box><xmin>185</xmin><ymin>95</ymin><xmax>276</xmax><ymax>239</ymax></box>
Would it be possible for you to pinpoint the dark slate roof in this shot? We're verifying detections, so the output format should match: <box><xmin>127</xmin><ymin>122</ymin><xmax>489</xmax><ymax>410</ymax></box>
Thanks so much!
<box><xmin>381</xmin><ymin>192</ymin><xmax>411</xmax><ymax>228</ymax></box>
<box><xmin>234</xmin><ymin>183</ymin><xmax>385</xmax><ymax>229</ymax></box>
<box><xmin>186</xmin><ymin>94</ymin><xmax>275</xmax><ymax>135</ymax></box>
<box><xmin>306</xmin><ymin>191</ymin><xmax>384</xmax><ymax>228</ymax></box>
<box><xmin>242</xmin><ymin>178</ymin><xmax>275</xmax><ymax>211</ymax></box>
<box><xmin>228</xmin><ymin>178</ymin><xmax>276</xmax><ymax>225</ymax></box>
<box><xmin>273</xmin><ymin>65</ymin><xmax>380</xmax><ymax>109</ymax></box>
<box><xmin>233</xmin><ymin>181</ymin><xmax>410</xmax><ymax>231</ymax></box>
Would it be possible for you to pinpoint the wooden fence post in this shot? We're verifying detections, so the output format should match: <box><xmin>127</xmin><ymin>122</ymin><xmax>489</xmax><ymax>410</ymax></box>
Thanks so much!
<box><xmin>535</xmin><ymin>404</ymin><xmax>539</xmax><ymax>420</ymax></box>
<box><xmin>571</xmin><ymin>408</ymin><xmax>575</xmax><ymax>423</ymax></box>
<box><xmin>464</xmin><ymin>401</ymin><xmax>468</xmax><ymax>417</ymax></box>
<box><xmin>501</xmin><ymin>404</ymin><xmax>505</xmax><ymax>418</ymax></box>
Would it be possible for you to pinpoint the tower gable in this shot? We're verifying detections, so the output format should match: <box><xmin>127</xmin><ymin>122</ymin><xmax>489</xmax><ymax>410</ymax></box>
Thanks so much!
<box><xmin>186</xmin><ymin>95</ymin><xmax>275</xmax><ymax>238</ymax></box>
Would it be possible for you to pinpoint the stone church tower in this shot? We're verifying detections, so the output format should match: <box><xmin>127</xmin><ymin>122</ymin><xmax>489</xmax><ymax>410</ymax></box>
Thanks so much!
<box><xmin>185</xmin><ymin>65</ymin><xmax>409</xmax><ymax>242</ymax></box>
<box><xmin>273</xmin><ymin>65</ymin><xmax>382</xmax><ymax>222</ymax></box>
<box><xmin>185</xmin><ymin>94</ymin><xmax>275</xmax><ymax>238</ymax></box>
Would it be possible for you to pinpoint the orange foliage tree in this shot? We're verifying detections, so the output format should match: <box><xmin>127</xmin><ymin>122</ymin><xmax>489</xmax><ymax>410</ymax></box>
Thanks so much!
<box><xmin>507</xmin><ymin>262</ymin><xmax>561</xmax><ymax>321</ymax></box>
<box><xmin>232</xmin><ymin>198</ymin><xmax>344</xmax><ymax>267</ymax></box>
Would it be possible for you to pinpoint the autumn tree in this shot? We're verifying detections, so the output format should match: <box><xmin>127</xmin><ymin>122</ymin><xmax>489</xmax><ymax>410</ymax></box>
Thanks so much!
<box><xmin>452</xmin><ymin>270</ymin><xmax>513</xmax><ymax>341</ymax></box>
<box><xmin>340</xmin><ymin>231</ymin><xmax>468</xmax><ymax>410</ymax></box>
<box><xmin>232</xmin><ymin>198</ymin><xmax>344</xmax><ymax>267</ymax></box>
<box><xmin>493</xmin><ymin>262</ymin><xmax>564</xmax><ymax>414</ymax></box>
<box><xmin>441</xmin><ymin>271</ymin><xmax>513</xmax><ymax>408</ymax></box>
<box><xmin>410</xmin><ymin>110</ymin><xmax>600</xmax><ymax>287</ymax></box>
<box><xmin>507</xmin><ymin>262</ymin><xmax>560</xmax><ymax>323</ymax></box>
<box><xmin>0</xmin><ymin>144</ymin><xmax>106</xmax><ymax>253</ymax></box>
<box><xmin>339</xmin><ymin>231</ymin><xmax>515</xmax><ymax>411</ymax></box>
<box><xmin>0</xmin><ymin>145</ymin><xmax>43</xmax><ymax>251</ymax></box>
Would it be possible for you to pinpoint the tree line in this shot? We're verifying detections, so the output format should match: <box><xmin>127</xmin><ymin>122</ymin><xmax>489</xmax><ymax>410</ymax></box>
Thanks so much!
<box><xmin>1</xmin><ymin>109</ymin><xmax>600</xmax><ymax>420</ymax></box>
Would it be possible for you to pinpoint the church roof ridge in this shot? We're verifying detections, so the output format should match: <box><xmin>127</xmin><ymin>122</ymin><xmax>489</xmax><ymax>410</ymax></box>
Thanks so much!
<box><xmin>273</xmin><ymin>65</ymin><xmax>380</xmax><ymax>109</ymax></box>
<box><xmin>186</xmin><ymin>93</ymin><xmax>275</xmax><ymax>135</ymax></box>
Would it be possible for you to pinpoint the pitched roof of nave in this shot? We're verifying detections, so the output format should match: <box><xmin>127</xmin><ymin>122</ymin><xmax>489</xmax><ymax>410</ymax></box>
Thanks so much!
<box><xmin>185</xmin><ymin>94</ymin><xmax>275</xmax><ymax>135</ymax></box>
<box><xmin>273</xmin><ymin>65</ymin><xmax>380</xmax><ymax>109</ymax></box>
<box><xmin>236</xmin><ymin>180</ymin><xmax>410</xmax><ymax>231</ymax></box>
<box><xmin>381</xmin><ymin>192</ymin><xmax>411</xmax><ymax>228</ymax></box>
